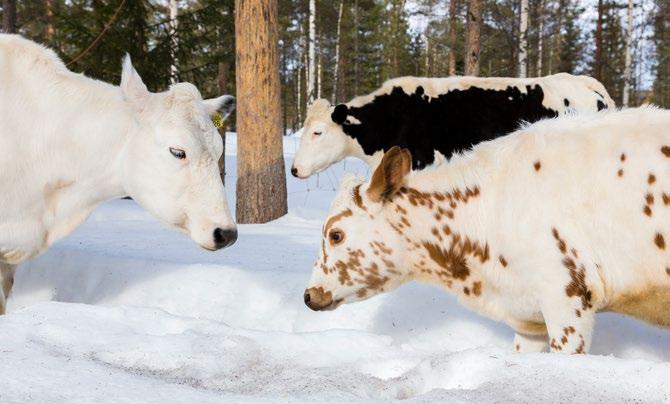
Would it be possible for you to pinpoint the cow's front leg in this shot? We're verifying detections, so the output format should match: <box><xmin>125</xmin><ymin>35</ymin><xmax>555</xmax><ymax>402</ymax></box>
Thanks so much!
<box><xmin>541</xmin><ymin>295</ymin><xmax>595</xmax><ymax>354</ymax></box>
<box><xmin>0</xmin><ymin>263</ymin><xmax>16</xmax><ymax>315</ymax></box>
<box><xmin>513</xmin><ymin>332</ymin><xmax>548</xmax><ymax>353</ymax></box>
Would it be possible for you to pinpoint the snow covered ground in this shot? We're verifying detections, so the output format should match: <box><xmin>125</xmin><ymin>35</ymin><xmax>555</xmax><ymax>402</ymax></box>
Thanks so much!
<box><xmin>2</xmin><ymin>134</ymin><xmax>668</xmax><ymax>403</ymax></box>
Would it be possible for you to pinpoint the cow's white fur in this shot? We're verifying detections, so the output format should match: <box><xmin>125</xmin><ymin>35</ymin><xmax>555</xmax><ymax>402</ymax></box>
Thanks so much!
<box><xmin>292</xmin><ymin>73</ymin><xmax>615</xmax><ymax>178</ymax></box>
<box><xmin>0</xmin><ymin>35</ymin><xmax>236</xmax><ymax>312</ymax></box>
<box><xmin>307</xmin><ymin>106</ymin><xmax>670</xmax><ymax>354</ymax></box>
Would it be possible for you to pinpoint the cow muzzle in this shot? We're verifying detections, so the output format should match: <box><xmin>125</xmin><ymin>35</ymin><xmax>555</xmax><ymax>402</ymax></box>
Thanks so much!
<box><xmin>304</xmin><ymin>287</ymin><xmax>341</xmax><ymax>311</ymax></box>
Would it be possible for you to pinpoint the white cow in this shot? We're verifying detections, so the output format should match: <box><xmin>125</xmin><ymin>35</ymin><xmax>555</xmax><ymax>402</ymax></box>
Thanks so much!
<box><xmin>305</xmin><ymin>107</ymin><xmax>670</xmax><ymax>354</ymax></box>
<box><xmin>0</xmin><ymin>35</ymin><xmax>237</xmax><ymax>313</ymax></box>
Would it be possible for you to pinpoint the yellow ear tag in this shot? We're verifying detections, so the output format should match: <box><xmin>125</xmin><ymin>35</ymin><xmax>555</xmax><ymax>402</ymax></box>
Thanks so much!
<box><xmin>211</xmin><ymin>113</ymin><xmax>224</xmax><ymax>129</ymax></box>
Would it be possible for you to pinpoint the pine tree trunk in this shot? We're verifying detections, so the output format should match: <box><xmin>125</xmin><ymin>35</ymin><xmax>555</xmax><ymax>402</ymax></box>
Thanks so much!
<box><xmin>595</xmin><ymin>0</ymin><xmax>604</xmax><ymax>81</ymax></box>
<box><xmin>307</xmin><ymin>0</ymin><xmax>316</xmax><ymax>104</ymax></box>
<box><xmin>622</xmin><ymin>0</ymin><xmax>633</xmax><ymax>106</ymax></box>
<box><xmin>2</xmin><ymin>0</ymin><xmax>17</xmax><ymax>33</ymax></box>
<box><xmin>518</xmin><ymin>0</ymin><xmax>529</xmax><ymax>78</ymax></box>
<box><xmin>169</xmin><ymin>0</ymin><xmax>179</xmax><ymax>84</ymax></box>
<box><xmin>353</xmin><ymin>0</ymin><xmax>359</xmax><ymax>95</ymax></box>
<box><xmin>217</xmin><ymin>61</ymin><xmax>229</xmax><ymax>186</ymax></box>
<box><xmin>448</xmin><ymin>0</ymin><xmax>458</xmax><ymax>75</ymax></box>
<box><xmin>235</xmin><ymin>0</ymin><xmax>287</xmax><ymax>224</ymax></box>
<box><xmin>332</xmin><ymin>0</ymin><xmax>344</xmax><ymax>103</ymax></box>
<box><xmin>465</xmin><ymin>0</ymin><xmax>481</xmax><ymax>76</ymax></box>
<box><xmin>536</xmin><ymin>0</ymin><xmax>544</xmax><ymax>76</ymax></box>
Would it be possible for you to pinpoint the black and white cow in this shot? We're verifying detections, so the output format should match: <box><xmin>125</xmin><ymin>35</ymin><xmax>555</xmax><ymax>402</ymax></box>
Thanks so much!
<box><xmin>291</xmin><ymin>73</ymin><xmax>614</xmax><ymax>178</ymax></box>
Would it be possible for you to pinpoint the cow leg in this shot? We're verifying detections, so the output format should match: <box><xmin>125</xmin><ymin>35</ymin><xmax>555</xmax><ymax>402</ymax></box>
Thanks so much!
<box><xmin>0</xmin><ymin>263</ymin><xmax>16</xmax><ymax>315</ymax></box>
<box><xmin>540</xmin><ymin>295</ymin><xmax>595</xmax><ymax>354</ymax></box>
<box><xmin>513</xmin><ymin>332</ymin><xmax>548</xmax><ymax>353</ymax></box>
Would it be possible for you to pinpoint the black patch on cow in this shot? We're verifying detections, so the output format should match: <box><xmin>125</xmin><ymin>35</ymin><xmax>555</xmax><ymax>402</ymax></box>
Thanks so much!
<box><xmin>594</xmin><ymin>90</ymin><xmax>604</xmax><ymax>99</ymax></box>
<box><xmin>564</xmin><ymin>98</ymin><xmax>570</xmax><ymax>107</ymax></box>
<box><xmin>334</xmin><ymin>85</ymin><xmax>559</xmax><ymax>169</ymax></box>
<box><xmin>597</xmin><ymin>100</ymin><xmax>607</xmax><ymax>111</ymax></box>
<box><xmin>331</xmin><ymin>104</ymin><xmax>349</xmax><ymax>124</ymax></box>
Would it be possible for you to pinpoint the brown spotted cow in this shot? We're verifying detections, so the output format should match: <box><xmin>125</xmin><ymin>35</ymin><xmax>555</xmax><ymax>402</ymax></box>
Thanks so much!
<box><xmin>304</xmin><ymin>107</ymin><xmax>670</xmax><ymax>354</ymax></box>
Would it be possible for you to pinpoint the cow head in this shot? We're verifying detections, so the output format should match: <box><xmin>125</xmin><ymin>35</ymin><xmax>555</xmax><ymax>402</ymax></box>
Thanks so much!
<box><xmin>118</xmin><ymin>56</ymin><xmax>237</xmax><ymax>251</ymax></box>
<box><xmin>291</xmin><ymin>99</ymin><xmax>352</xmax><ymax>179</ymax></box>
<box><xmin>304</xmin><ymin>147</ymin><xmax>413</xmax><ymax>310</ymax></box>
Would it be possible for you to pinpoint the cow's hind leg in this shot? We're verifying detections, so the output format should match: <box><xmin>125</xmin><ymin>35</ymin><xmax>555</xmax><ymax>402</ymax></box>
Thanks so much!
<box><xmin>0</xmin><ymin>263</ymin><xmax>16</xmax><ymax>315</ymax></box>
<box><xmin>514</xmin><ymin>332</ymin><xmax>548</xmax><ymax>353</ymax></box>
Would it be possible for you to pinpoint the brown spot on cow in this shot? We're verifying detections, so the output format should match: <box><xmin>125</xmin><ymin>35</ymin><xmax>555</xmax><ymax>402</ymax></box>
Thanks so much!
<box><xmin>533</xmin><ymin>161</ymin><xmax>541</xmax><ymax>171</ymax></box>
<box><xmin>646</xmin><ymin>193</ymin><xmax>655</xmax><ymax>205</ymax></box>
<box><xmin>422</xmin><ymin>242</ymin><xmax>470</xmax><ymax>281</ymax></box>
<box><xmin>552</xmin><ymin>228</ymin><xmax>567</xmax><ymax>254</ymax></box>
<box><xmin>463</xmin><ymin>286</ymin><xmax>470</xmax><ymax>295</ymax></box>
<box><xmin>662</xmin><ymin>146</ymin><xmax>670</xmax><ymax>157</ymax></box>
<box><xmin>565</xmin><ymin>263</ymin><xmax>593</xmax><ymax>311</ymax></box>
<box><xmin>617</xmin><ymin>169</ymin><xmax>623</xmax><ymax>177</ymax></box>
<box><xmin>324</xmin><ymin>209</ymin><xmax>353</xmax><ymax>236</ymax></box>
<box><xmin>472</xmin><ymin>281</ymin><xmax>482</xmax><ymax>296</ymax></box>
<box><xmin>663</xmin><ymin>193</ymin><xmax>670</xmax><ymax>205</ymax></box>
<box><xmin>666</xmin><ymin>267</ymin><xmax>670</xmax><ymax>276</ymax></box>
<box><xmin>620</xmin><ymin>153</ymin><xmax>626</xmax><ymax>162</ymax></box>
<box><xmin>499</xmin><ymin>255</ymin><xmax>508</xmax><ymax>267</ymax></box>
<box><xmin>644</xmin><ymin>205</ymin><xmax>652</xmax><ymax>217</ymax></box>
<box><xmin>352</xmin><ymin>184</ymin><xmax>367</xmax><ymax>211</ymax></box>
<box><xmin>655</xmin><ymin>233</ymin><xmax>666</xmax><ymax>250</ymax></box>
<box><xmin>648</xmin><ymin>173</ymin><xmax>656</xmax><ymax>185</ymax></box>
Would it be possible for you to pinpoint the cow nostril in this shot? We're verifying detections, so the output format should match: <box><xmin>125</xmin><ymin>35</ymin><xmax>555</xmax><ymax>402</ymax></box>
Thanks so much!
<box><xmin>213</xmin><ymin>228</ymin><xmax>238</xmax><ymax>249</ymax></box>
<box><xmin>304</xmin><ymin>290</ymin><xmax>311</xmax><ymax>305</ymax></box>
<box><xmin>291</xmin><ymin>166</ymin><xmax>299</xmax><ymax>177</ymax></box>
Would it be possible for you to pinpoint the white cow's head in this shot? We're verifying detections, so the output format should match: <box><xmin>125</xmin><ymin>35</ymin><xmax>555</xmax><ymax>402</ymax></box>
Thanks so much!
<box><xmin>304</xmin><ymin>148</ymin><xmax>413</xmax><ymax>310</ymax></box>
<box><xmin>119</xmin><ymin>56</ymin><xmax>237</xmax><ymax>251</ymax></box>
<box><xmin>291</xmin><ymin>99</ymin><xmax>352</xmax><ymax>179</ymax></box>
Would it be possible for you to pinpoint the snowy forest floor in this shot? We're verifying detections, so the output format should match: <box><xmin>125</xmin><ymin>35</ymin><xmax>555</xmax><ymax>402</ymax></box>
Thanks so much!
<box><xmin>1</xmin><ymin>134</ymin><xmax>668</xmax><ymax>403</ymax></box>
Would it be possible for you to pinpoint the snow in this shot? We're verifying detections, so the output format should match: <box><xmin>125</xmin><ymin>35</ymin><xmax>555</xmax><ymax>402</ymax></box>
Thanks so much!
<box><xmin>2</xmin><ymin>134</ymin><xmax>668</xmax><ymax>403</ymax></box>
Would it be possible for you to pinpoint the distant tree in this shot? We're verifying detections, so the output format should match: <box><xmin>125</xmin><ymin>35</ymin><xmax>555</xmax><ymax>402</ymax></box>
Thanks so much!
<box><xmin>465</xmin><ymin>0</ymin><xmax>482</xmax><ymax>75</ymax></box>
<box><xmin>2</xmin><ymin>0</ymin><xmax>17</xmax><ymax>33</ymax></box>
<box><xmin>653</xmin><ymin>0</ymin><xmax>670</xmax><ymax>107</ymax></box>
<box><xmin>518</xmin><ymin>0</ymin><xmax>529</xmax><ymax>77</ymax></box>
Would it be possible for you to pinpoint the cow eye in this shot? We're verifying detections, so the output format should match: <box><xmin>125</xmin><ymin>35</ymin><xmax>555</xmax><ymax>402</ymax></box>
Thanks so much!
<box><xmin>329</xmin><ymin>229</ymin><xmax>345</xmax><ymax>245</ymax></box>
<box><xmin>313</xmin><ymin>131</ymin><xmax>322</xmax><ymax>136</ymax></box>
<box><xmin>169</xmin><ymin>147</ymin><xmax>186</xmax><ymax>160</ymax></box>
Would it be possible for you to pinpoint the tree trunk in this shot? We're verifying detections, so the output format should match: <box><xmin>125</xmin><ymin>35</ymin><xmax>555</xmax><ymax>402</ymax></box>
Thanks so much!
<box><xmin>518</xmin><ymin>0</ymin><xmax>529</xmax><ymax>78</ymax></box>
<box><xmin>2</xmin><ymin>0</ymin><xmax>17</xmax><ymax>33</ymax></box>
<box><xmin>217</xmin><ymin>61</ymin><xmax>229</xmax><ymax>186</ymax></box>
<box><xmin>169</xmin><ymin>0</ymin><xmax>179</xmax><ymax>84</ymax></box>
<box><xmin>235</xmin><ymin>0</ymin><xmax>287</xmax><ymax>223</ymax></box>
<box><xmin>595</xmin><ymin>0</ymin><xmax>603</xmax><ymax>81</ymax></box>
<box><xmin>622</xmin><ymin>0</ymin><xmax>633</xmax><ymax>106</ymax></box>
<box><xmin>448</xmin><ymin>0</ymin><xmax>458</xmax><ymax>75</ymax></box>
<box><xmin>332</xmin><ymin>0</ymin><xmax>344</xmax><ymax>103</ymax></box>
<box><xmin>307</xmin><ymin>0</ymin><xmax>316</xmax><ymax>104</ymax></box>
<box><xmin>465</xmin><ymin>0</ymin><xmax>481</xmax><ymax>76</ymax></box>
<box><xmin>353</xmin><ymin>0</ymin><xmax>359</xmax><ymax>95</ymax></box>
<box><xmin>45</xmin><ymin>0</ymin><xmax>55</xmax><ymax>41</ymax></box>
<box><xmin>536</xmin><ymin>0</ymin><xmax>544</xmax><ymax>76</ymax></box>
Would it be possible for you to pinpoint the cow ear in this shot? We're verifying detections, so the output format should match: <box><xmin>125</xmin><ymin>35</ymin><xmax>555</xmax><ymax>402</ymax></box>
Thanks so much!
<box><xmin>120</xmin><ymin>54</ymin><xmax>149</xmax><ymax>104</ymax></box>
<box><xmin>331</xmin><ymin>104</ymin><xmax>349</xmax><ymax>125</ymax></box>
<box><xmin>367</xmin><ymin>147</ymin><xmax>412</xmax><ymax>203</ymax></box>
<box><xmin>203</xmin><ymin>95</ymin><xmax>235</xmax><ymax>118</ymax></box>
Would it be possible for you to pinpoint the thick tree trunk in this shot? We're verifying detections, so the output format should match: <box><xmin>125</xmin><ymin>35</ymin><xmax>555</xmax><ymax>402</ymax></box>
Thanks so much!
<box><xmin>217</xmin><ymin>61</ymin><xmax>229</xmax><ymax>186</ymax></box>
<box><xmin>622</xmin><ymin>0</ymin><xmax>633</xmax><ymax>106</ymax></box>
<box><xmin>235</xmin><ymin>0</ymin><xmax>287</xmax><ymax>223</ymax></box>
<box><xmin>595</xmin><ymin>0</ymin><xmax>603</xmax><ymax>81</ymax></box>
<box><xmin>465</xmin><ymin>0</ymin><xmax>481</xmax><ymax>76</ymax></box>
<box><xmin>2</xmin><ymin>0</ymin><xmax>17</xmax><ymax>33</ymax></box>
<box><xmin>307</xmin><ymin>0</ymin><xmax>316</xmax><ymax>104</ymax></box>
<box><xmin>448</xmin><ymin>0</ymin><xmax>458</xmax><ymax>75</ymax></box>
<box><xmin>332</xmin><ymin>0</ymin><xmax>344</xmax><ymax>103</ymax></box>
<box><xmin>518</xmin><ymin>0</ymin><xmax>529</xmax><ymax>78</ymax></box>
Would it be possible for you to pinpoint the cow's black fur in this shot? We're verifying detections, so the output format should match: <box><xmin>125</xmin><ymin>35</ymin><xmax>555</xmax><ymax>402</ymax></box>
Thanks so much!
<box><xmin>331</xmin><ymin>85</ymin><xmax>562</xmax><ymax>169</ymax></box>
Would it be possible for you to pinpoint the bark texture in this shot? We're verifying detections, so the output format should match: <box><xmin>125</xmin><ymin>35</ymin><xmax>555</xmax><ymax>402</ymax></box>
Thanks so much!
<box><xmin>465</xmin><ymin>0</ymin><xmax>481</xmax><ymax>76</ymax></box>
<box><xmin>2</xmin><ymin>0</ymin><xmax>17</xmax><ymax>33</ymax></box>
<box><xmin>235</xmin><ymin>0</ymin><xmax>287</xmax><ymax>224</ymax></box>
